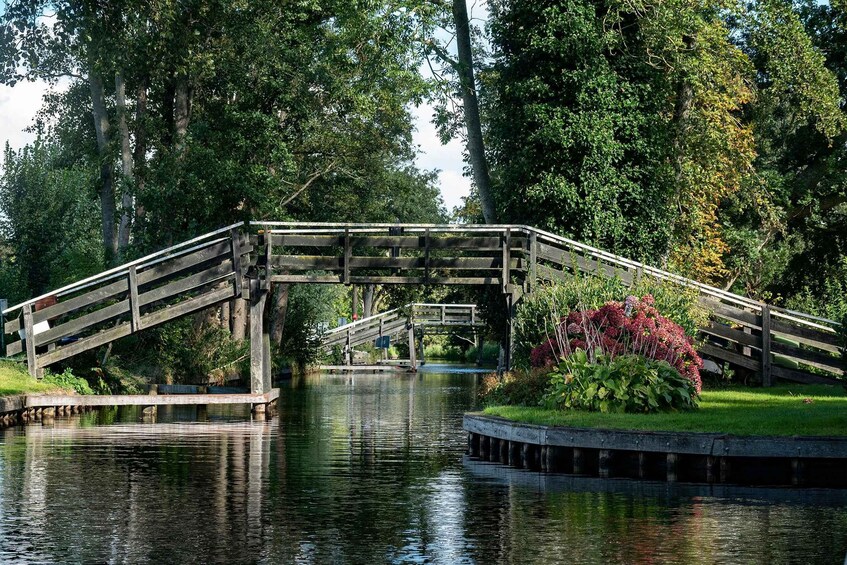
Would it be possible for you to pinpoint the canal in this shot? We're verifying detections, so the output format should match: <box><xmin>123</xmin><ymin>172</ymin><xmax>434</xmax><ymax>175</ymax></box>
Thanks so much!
<box><xmin>1</xmin><ymin>365</ymin><xmax>846</xmax><ymax>563</ymax></box>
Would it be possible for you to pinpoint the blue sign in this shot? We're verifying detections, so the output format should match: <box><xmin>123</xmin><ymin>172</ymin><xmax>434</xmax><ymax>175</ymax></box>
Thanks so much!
<box><xmin>375</xmin><ymin>336</ymin><xmax>390</xmax><ymax>349</ymax></box>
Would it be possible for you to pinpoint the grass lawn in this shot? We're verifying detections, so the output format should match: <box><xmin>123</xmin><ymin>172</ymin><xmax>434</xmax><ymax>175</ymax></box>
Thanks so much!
<box><xmin>0</xmin><ymin>361</ymin><xmax>66</xmax><ymax>396</ymax></box>
<box><xmin>482</xmin><ymin>385</ymin><xmax>847</xmax><ymax>437</ymax></box>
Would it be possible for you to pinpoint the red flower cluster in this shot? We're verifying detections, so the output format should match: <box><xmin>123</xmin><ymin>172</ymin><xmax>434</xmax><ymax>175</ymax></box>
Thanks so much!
<box><xmin>530</xmin><ymin>295</ymin><xmax>702</xmax><ymax>392</ymax></box>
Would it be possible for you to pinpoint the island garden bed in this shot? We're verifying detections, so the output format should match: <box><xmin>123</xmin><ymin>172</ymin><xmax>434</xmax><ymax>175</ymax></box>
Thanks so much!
<box><xmin>483</xmin><ymin>385</ymin><xmax>847</xmax><ymax>437</ymax></box>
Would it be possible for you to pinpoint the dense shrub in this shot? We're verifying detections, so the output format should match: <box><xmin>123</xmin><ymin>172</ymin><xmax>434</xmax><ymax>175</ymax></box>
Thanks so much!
<box><xmin>514</xmin><ymin>273</ymin><xmax>708</xmax><ymax>368</ymax></box>
<box><xmin>543</xmin><ymin>350</ymin><xmax>700</xmax><ymax>413</ymax></box>
<box><xmin>531</xmin><ymin>295</ymin><xmax>703</xmax><ymax>392</ymax></box>
<box><xmin>479</xmin><ymin>369</ymin><xmax>552</xmax><ymax>407</ymax></box>
<box><xmin>43</xmin><ymin>368</ymin><xmax>94</xmax><ymax>395</ymax></box>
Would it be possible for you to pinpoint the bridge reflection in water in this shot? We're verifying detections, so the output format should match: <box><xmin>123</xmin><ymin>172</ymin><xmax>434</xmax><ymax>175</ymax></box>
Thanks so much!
<box><xmin>0</xmin><ymin>369</ymin><xmax>845</xmax><ymax>563</ymax></box>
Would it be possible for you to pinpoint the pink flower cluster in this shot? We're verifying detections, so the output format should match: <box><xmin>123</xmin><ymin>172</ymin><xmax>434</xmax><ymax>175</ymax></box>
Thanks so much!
<box><xmin>530</xmin><ymin>295</ymin><xmax>703</xmax><ymax>392</ymax></box>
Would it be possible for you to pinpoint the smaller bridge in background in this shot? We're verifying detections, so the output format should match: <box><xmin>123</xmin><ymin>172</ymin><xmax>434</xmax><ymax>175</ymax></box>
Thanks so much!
<box><xmin>321</xmin><ymin>303</ymin><xmax>484</xmax><ymax>369</ymax></box>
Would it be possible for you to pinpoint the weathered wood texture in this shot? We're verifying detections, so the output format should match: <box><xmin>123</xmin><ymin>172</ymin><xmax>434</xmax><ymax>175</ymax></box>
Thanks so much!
<box><xmin>4</xmin><ymin>221</ymin><xmax>843</xmax><ymax>385</ymax></box>
<box><xmin>25</xmin><ymin>388</ymin><xmax>279</xmax><ymax>407</ymax></box>
<box><xmin>320</xmin><ymin>303</ymin><xmax>482</xmax><ymax>354</ymax></box>
<box><xmin>4</xmin><ymin>225</ymin><xmax>252</xmax><ymax>375</ymax></box>
<box><xmin>263</xmin><ymin>223</ymin><xmax>844</xmax><ymax>384</ymax></box>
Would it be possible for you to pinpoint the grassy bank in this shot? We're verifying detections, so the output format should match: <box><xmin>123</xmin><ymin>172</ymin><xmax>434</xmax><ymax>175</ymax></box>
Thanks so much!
<box><xmin>483</xmin><ymin>385</ymin><xmax>847</xmax><ymax>437</ymax></box>
<box><xmin>0</xmin><ymin>361</ymin><xmax>68</xmax><ymax>396</ymax></box>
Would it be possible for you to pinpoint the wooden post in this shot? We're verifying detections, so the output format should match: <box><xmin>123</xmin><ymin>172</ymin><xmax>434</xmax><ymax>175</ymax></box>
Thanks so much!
<box><xmin>528</xmin><ymin>231</ymin><xmax>537</xmax><ymax>293</ymax></box>
<box><xmin>408</xmin><ymin>324</ymin><xmax>416</xmax><ymax>370</ymax></box>
<box><xmin>666</xmin><ymin>453</ymin><xmax>678</xmax><ymax>482</ymax></box>
<box><xmin>475</xmin><ymin>331</ymin><xmax>483</xmax><ymax>366</ymax></box>
<box><xmin>419</xmin><ymin>328</ymin><xmax>425</xmax><ymax>366</ymax></box>
<box><xmin>503</xmin><ymin>293</ymin><xmax>516</xmax><ymax>371</ymax></box>
<box><xmin>572</xmin><ymin>447</ymin><xmax>584</xmax><ymax>474</ymax></box>
<box><xmin>263</xmin><ymin>333</ymin><xmax>272</xmax><ymax>393</ymax></box>
<box><xmin>230</xmin><ymin>228</ymin><xmax>243</xmax><ymax>297</ymax></box>
<box><xmin>343</xmin><ymin>228</ymin><xmax>351</xmax><ymax>285</ymax></box>
<box><xmin>0</xmin><ymin>298</ymin><xmax>7</xmax><ymax>357</ymax></box>
<box><xmin>128</xmin><ymin>266</ymin><xmax>142</xmax><ymax>332</ymax></box>
<box><xmin>761</xmin><ymin>304</ymin><xmax>773</xmax><ymax>387</ymax></box>
<box><xmin>424</xmin><ymin>229</ymin><xmax>430</xmax><ymax>284</ymax></box>
<box><xmin>249</xmin><ymin>279</ymin><xmax>268</xmax><ymax>394</ymax></box>
<box><xmin>22</xmin><ymin>303</ymin><xmax>37</xmax><ymax>378</ymax></box>
<box><xmin>262</xmin><ymin>225</ymin><xmax>272</xmax><ymax>291</ymax></box>
<box><xmin>598</xmin><ymin>449</ymin><xmax>612</xmax><ymax>478</ymax></box>
<box><xmin>351</xmin><ymin>284</ymin><xmax>358</xmax><ymax>320</ymax></box>
<box><xmin>501</xmin><ymin>228</ymin><xmax>511</xmax><ymax>291</ymax></box>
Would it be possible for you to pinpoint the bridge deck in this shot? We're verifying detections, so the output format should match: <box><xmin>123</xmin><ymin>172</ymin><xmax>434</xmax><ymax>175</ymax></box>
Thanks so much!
<box><xmin>24</xmin><ymin>388</ymin><xmax>279</xmax><ymax>408</ymax></box>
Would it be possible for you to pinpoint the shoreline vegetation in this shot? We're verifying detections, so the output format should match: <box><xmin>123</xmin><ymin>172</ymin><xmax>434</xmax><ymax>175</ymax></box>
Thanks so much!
<box><xmin>483</xmin><ymin>385</ymin><xmax>847</xmax><ymax>437</ymax></box>
<box><xmin>0</xmin><ymin>361</ymin><xmax>68</xmax><ymax>396</ymax></box>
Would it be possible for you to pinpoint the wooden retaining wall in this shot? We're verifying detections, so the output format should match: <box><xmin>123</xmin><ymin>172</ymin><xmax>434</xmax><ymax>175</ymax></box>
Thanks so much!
<box><xmin>464</xmin><ymin>414</ymin><xmax>847</xmax><ymax>488</ymax></box>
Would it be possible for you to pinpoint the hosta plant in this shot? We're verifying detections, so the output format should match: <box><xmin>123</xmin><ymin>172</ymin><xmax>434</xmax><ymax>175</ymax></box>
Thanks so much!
<box><xmin>543</xmin><ymin>349</ymin><xmax>700</xmax><ymax>413</ymax></box>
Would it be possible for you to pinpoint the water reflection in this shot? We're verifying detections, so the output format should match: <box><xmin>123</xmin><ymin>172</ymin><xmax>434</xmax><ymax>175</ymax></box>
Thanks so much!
<box><xmin>0</xmin><ymin>367</ymin><xmax>844</xmax><ymax>564</ymax></box>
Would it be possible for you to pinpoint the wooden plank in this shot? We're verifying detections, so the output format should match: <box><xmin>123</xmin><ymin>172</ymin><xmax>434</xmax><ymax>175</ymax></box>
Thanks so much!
<box><xmin>771</xmin><ymin>341</ymin><xmax>844</xmax><ymax>374</ymax></box>
<box><xmin>249</xmin><ymin>279</ymin><xmax>267</xmax><ymax>394</ymax></box>
<box><xmin>37</xmin><ymin>285</ymin><xmax>234</xmax><ymax>367</ymax></box>
<box><xmin>32</xmin><ymin>239</ymin><xmax>233</xmax><ymax>324</ymax></box>
<box><xmin>697</xmin><ymin>342</ymin><xmax>761</xmax><ymax>371</ymax></box>
<box><xmin>25</xmin><ymin>388</ymin><xmax>279</xmax><ymax>408</ymax></box>
<box><xmin>128</xmin><ymin>266</ymin><xmax>141</xmax><ymax>332</ymax></box>
<box><xmin>138</xmin><ymin>260</ymin><xmax>234</xmax><ymax>307</ymax></box>
<box><xmin>698</xmin><ymin>321</ymin><xmax>761</xmax><ymax>348</ymax></box>
<box><xmin>272</xmin><ymin>234</ymin><xmax>342</xmax><ymax>247</ymax></box>
<box><xmin>770</xmin><ymin>318</ymin><xmax>841</xmax><ymax>349</ymax></box>
<box><xmin>5</xmin><ymin>315</ymin><xmax>20</xmax><ymax>335</ymax></box>
<box><xmin>427</xmin><ymin>236</ymin><xmax>502</xmax><ymax>250</ymax></box>
<box><xmin>270</xmin><ymin>274</ymin><xmax>342</xmax><ymax>284</ymax></box>
<box><xmin>23</xmin><ymin>304</ymin><xmax>36</xmax><ymax>377</ymax></box>
<box><xmin>701</xmin><ymin>299</ymin><xmax>761</xmax><ymax>328</ymax></box>
<box><xmin>761</xmin><ymin>304</ymin><xmax>772</xmax><ymax>386</ymax></box>
<box><xmin>35</xmin><ymin>299</ymin><xmax>129</xmax><ymax>347</ymax></box>
<box><xmin>6</xmin><ymin>340</ymin><xmax>22</xmax><ymax>356</ymax></box>
<box><xmin>771</xmin><ymin>364</ymin><xmax>843</xmax><ymax>385</ymax></box>
<box><xmin>270</xmin><ymin>256</ymin><xmax>341</xmax><ymax>270</ymax></box>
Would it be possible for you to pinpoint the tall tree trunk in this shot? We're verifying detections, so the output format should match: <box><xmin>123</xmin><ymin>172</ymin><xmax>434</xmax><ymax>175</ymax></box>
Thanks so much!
<box><xmin>362</xmin><ymin>284</ymin><xmax>375</xmax><ymax>318</ymax></box>
<box><xmin>89</xmin><ymin>67</ymin><xmax>118</xmax><ymax>264</ymax></box>
<box><xmin>115</xmin><ymin>71</ymin><xmax>134</xmax><ymax>252</ymax></box>
<box><xmin>174</xmin><ymin>75</ymin><xmax>191</xmax><ymax>154</ymax></box>
<box><xmin>133</xmin><ymin>77</ymin><xmax>148</xmax><ymax>229</ymax></box>
<box><xmin>231</xmin><ymin>298</ymin><xmax>247</xmax><ymax>342</ymax></box>
<box><xmin>452</xmin><ymin>0</ymin><xmax>497</xmax><ymax>224</ymax></box>
<box><xmin>270</xmin><ymin>284</ymin><xmax>290</xmax><ymax>346</ymax></box>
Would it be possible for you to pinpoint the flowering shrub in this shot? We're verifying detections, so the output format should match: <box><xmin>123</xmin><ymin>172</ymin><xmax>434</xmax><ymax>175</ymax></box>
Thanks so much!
<box><xmin>543</xmin><ymin>350</ymin><xmax>700</xmax><ymax>413</ymax></box>
<box><xmin>530</xmin><ymin>295</ymin><xmax>703</xmax><ymax>393</ymax></box>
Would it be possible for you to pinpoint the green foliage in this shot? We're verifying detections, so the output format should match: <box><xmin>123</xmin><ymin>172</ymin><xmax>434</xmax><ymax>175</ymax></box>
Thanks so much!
<box><xmin>152</xmin><ymin>318</ymin><xmax>247</xmax><ymax>384</ymax></box>
<box><xmin>513</xmin><ymin>273</ymin><xmax>708</xmax><ymax>368</ymax></box>
<box><xmin>480</xmin><ymin>369</ymin><xmax>553</xmax><ymax>407</ymax></box>
<box><xmin>42</xmin><ymin>368</ymin><xmax>94</xmax><ymax>395</ymax></box>
<box><xmin>280</xmin><ymin>284</ymin><xmax>347</xmax><ymax>371</ymax></box>
<box><xmin>0</xmin><ymin>361</ymin><xmax>65</xmax><ymax>396</ymax></box>
<box><xmin>0</xmin><ymin>141</ymin><xmax>103</xmax><ymax>301</ymax></box>
<box><xmin>543</xmin><ymin>350</ymin><xmax>700</xmax><ymax>413</ymax></box>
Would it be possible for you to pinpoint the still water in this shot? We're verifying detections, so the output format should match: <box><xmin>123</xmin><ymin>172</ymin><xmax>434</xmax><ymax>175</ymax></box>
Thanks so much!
<box><xmin>1</xmin><ymin>365</ymin><xmax>846</xmax><ymax>564</ymax></box>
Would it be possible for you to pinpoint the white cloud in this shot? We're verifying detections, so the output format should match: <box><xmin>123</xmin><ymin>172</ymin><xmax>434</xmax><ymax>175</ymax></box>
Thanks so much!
<box><xmin>0</xmin><ymin>79</ymin><xmax>51</xmax><ymax>151</ymax></box>
<box><xmin>411</xmin><ymin>100</ymin><xmax>471</xmax><ymax>212</ymax></box>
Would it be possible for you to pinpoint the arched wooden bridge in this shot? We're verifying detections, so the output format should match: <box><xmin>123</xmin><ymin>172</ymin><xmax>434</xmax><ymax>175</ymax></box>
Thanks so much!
<box><xmin>3</xmin><ymin>222</ymin><xmax>844</xmax><ymax>393</ymax></box>
<box><xmin>321</xmin><ymin>303</ymin><xmax>483</xmax><ymax>367</ymax></box>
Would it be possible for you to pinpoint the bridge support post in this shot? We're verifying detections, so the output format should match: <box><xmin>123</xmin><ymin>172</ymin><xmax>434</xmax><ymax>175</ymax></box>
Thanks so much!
<box><xmin>408</xmin><ymin>324</ymin><xmax>417</xmax><ymax>371</ymax></box>
<box><xmin>249</xmin><ymin>279</ymin><xmax>270</xmax><ymax>394</ymax></box>
<box><xmin>419</xmin><ymin>328</ymin><xmax>425</xmax><ymax>366</ymax></box>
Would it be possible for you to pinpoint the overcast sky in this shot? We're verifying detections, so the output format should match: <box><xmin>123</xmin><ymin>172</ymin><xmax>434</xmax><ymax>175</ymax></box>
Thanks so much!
<box><xmin>0</xmin><ymin>1</ymin><xmax>489</xmax><ymax>212</ymax></box>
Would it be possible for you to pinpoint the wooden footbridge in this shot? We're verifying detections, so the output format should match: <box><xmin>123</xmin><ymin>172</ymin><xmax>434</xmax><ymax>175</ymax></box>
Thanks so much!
<box><xmin>2</xmin><ymin>222</ymin><xmax>844</xmax><ymax>394</ymax></box>
<box><xmin>321</xmin><ymin>303</ymin><xmax>483</xmax><ymax>367</ymax></box>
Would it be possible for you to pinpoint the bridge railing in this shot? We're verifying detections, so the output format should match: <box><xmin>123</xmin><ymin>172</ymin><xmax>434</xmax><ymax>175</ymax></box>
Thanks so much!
<box><xmin>258</xmin><ymin>222</ymin><xmax>844</xmax><ymax>384</ymax></box>
<box><xmin>320</xmin><ymin>303</ymin><xmax>482</xmax><ymax>354</ymax></box>
<box><xmin>2</xmin><ymin>223</ymin><xmax>251</xmax><ymax>376</ymax></box>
